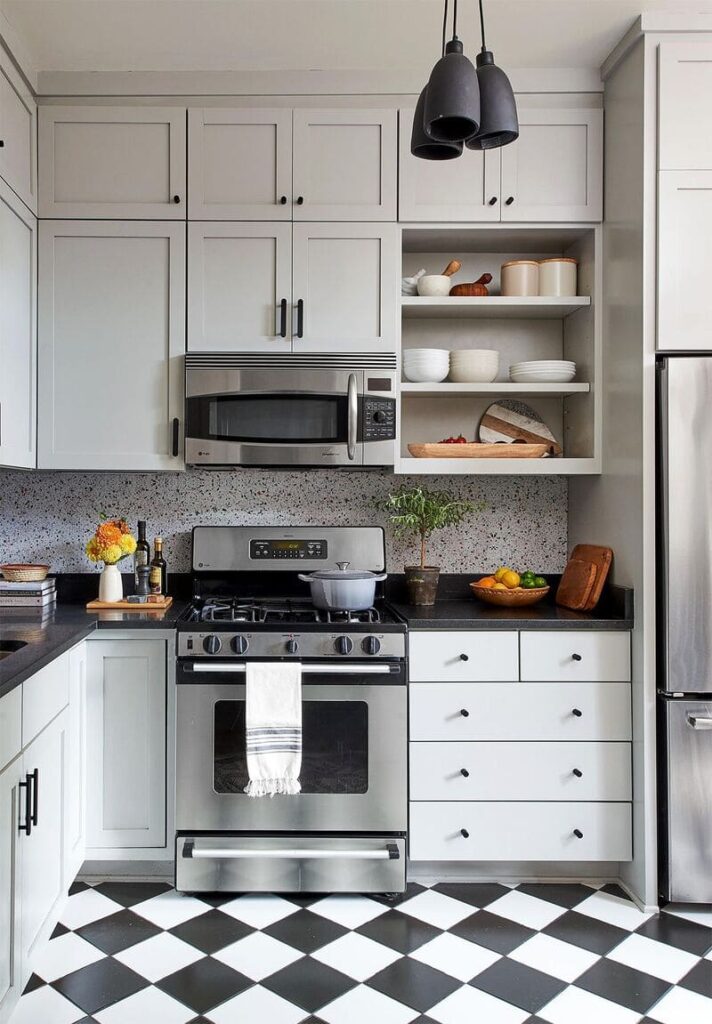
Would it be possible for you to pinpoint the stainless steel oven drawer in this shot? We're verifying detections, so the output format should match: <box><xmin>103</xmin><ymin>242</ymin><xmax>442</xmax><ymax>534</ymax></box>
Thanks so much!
<box><xmin>175</xmin><ymin>834</ymin><xmax>406</xmax><ymax>894</ymax></box>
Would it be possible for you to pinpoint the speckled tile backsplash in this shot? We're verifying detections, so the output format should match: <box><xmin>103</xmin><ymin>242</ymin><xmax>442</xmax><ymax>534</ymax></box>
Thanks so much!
<box><xmin>0</xmin><ymin>470</ymin><xmax>568</xmax><ymax>574</ymax></box>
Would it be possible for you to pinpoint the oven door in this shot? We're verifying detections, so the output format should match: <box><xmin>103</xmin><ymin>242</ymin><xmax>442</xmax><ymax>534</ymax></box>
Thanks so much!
<box><xmin>175</xmin><ymin>660</ymin><xmax>407</xmax><ymax>834</ymax></box>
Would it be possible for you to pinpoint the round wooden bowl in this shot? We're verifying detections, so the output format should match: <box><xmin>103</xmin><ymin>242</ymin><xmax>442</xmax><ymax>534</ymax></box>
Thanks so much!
<box><xmin>0</xmin><ymin>564</ymin><xmax>50</xmax><ymax>582</ymax></box>
<box><xmin>470</xmin><ymin>583</ymin><xmax>550</xmax><ymax>607</ymax></box>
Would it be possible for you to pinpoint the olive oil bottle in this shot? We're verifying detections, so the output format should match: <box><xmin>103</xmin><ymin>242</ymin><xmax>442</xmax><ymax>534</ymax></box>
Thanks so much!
<box><xmin>149</xmin><ymin>537</ymin><xmax>168</xmax><ymax>596</ymax></box>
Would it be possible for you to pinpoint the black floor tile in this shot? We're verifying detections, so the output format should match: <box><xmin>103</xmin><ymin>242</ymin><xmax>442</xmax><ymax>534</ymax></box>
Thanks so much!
<box><xmin>599</xmin><ymin>883</ymin><xmax>632</xmax><ymax>902</ymax></box>
<box><xmin>22</xmin><ymin>973</ymin><xmax>45</xmax><ymax>994</ymax></box>
<box><xmin>169</xmin><ymin>908</ymin><xmax>252</xmax><ymax>954</ymax></box>
<box><xmin>368</xmin><ymin>958</ymin><xmax>460</xmax><ymax>1013</ymax></box>
<box><xmin>431</xmin><ymin>882</ymin><xmax>511</xmax><ymax>908</ymax></box>
<box><xmin>356</xmin><ymin>909</ymin><xmax>441</xmax><ymax>954</ymax></box>
<box><xmin>50</xmin><ymin>922</ymin><xmax>70</xmax><ymax>939</ymax></box>
<box><xmin>641</xmin><ymin>912</ymin><xmax>712</xmax><ymax>956</ymax></box>
<box><xmin>68</xmin><ymin>881</ymin><xmax>92</xmax><ymax>896</ymax></box>
<box><xmin>157</xmin><ymin>958</ymin><xmax>252</xmax><ymax>1014</ymax></box>
<box><xmin>543</xmin><ymin>909</ymin><xmax>629</xmax><ymax>955</ymax></box>
<box><xmin>75</xmin><ymin>909</ymin><xmax>162</xmax><ymax>954</ymax></box>
<box><xmin>450</xmin><ymin>910</ymin><xmax>536</xmax><ymax>955</ymax></box>
<box><xmin>52</xmin><ymin>959</ymin><xmax>148</xmax><ymax>1015</ymax></box>
<box><xmin>469</xmin><ymin>958</ymin><xmax>567</xmax><ymax>1014</ymax></box>
<box><xmin>262</xmin><ymin>957</ymin><xmax>356</xmax><ymax>1013</ymax></box>
<box><xmin>92</xmin><ymin>881</ymin><xmax>172</xmax><ymax>908</ymax></box>
<box><xmin>371</xmin><ymin>882</ymin><xmax>428</xmax><ymax>907</ymax></box>
<box><xmin>190</xmin><ymin>892</ymin><xmax>243</xmax><ymax>909</ymax></box>
<box><xmin>575</xmin><ymin>958</ymin><xmax>672</xmax><ymax>1014</ymax></box>
<box><xmin>263</xmin><ymin>908</ymin><xmax>348</xmax><ymax>954</ymax></box>
<box><xmin>280</xmin><ymin>893</ymin><xmax>325</xmax><ymax>908</ymax></box>
<box><xmin>678</xmin><ymin>958</ymin><xmax>712</xmax><ymax>998</ymax></box>
<box><xmin>516</xmin><ymin>883</ymin><xmax>596</xmax><ymax>909</ymax></box>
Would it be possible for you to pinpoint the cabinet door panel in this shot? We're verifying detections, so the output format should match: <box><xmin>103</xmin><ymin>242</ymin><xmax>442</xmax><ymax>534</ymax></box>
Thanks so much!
<box><xmin>398</xmin><ymin>108</ymin><xmax>500</xmax><ymax>222</ymax></box>
<box><xmin>0</xmin><ymin>55</ymin><xmax>36</xmax><ymax>213</ymax></box>
<box><xmin>659</xmin><ymin>43</ymin><xmax>712</xmax><ymax>170</ymax></box>
<box><xmin>409</xmin><ymin>630</ymin><xmax>518</xmax><ymax>682</ymax></box>
<box><xmin>38</xmin><ymin>221</ymin><xmax>185</xmax><ymax>470</ymax></box>
<box><xmin>65</xmin><ymin>644</ymin><xmax>86</xmax><ymax>882</ymax></box>
<box><xmin>39</xmin><ymin>106</ymin><xmax>186</xmax><ymax>218</ymax></box>
<box><xmin>293</xmin><ymin>109</ymin><xmax>397</xmax><ymax>220</ymax></box>
<box><xmin>292</xmin><ymin>223</ymin><xmax>398</xmax><ymax>352</ymax></box>
<box><xmin>188</xmin><ymin>108</ymin><xmax>292</xmax><ymax>220</ymax></box>
<box><xmin>188</xmin><ymin>222</ymin><xmax>292</xmax><ymax>351</ymax></box>
<box><xmin>0</xmin><ymin>760</ymin><xmax>21</xmax><ymax>1021</ymax></box>
<box><xmin>86</xmin><ymin>640</ymin><xmax>166</xmax><ymax>850</ymax></box>
<box><xmin>500</xmin><ymin>109</ymin><xmax>602</xmax><ymax>222</ymax></box>
<box><xmin>520</xmin><ymin>631</ymin><xmax>630</xmax><ymax>682</ymax></box>
<box><xmin>0</xmin><ymin>179</ymin><xmax>36</xmax><ymax>469</ymax></box>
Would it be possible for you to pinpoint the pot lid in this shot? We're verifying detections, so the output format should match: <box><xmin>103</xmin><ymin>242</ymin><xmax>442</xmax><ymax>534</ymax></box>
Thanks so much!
<box><xmin>304</xmin><ymin>561</ymin><xmax>385</xmax><ymax>581</ymax></box>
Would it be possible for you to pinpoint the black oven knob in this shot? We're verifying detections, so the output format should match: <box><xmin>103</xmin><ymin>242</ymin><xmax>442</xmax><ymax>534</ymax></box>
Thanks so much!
<box><xmin>373</xmin><ymin>410</ymin><xmax>387</xmax><ymax>423</ymax></box>
<box><xmin>203</xmin><ymin>634</ymin><xmax>222</xmax><ymax>655</ymax></box>
<box><xmin>231</xmin><ymin>635</ymin><xmax>248</xmax><ymax>655</ymax></box>
<box><xmin>335</xmin><ymin>636</ymin><xmax>353</xmax><ymax>656</ymax></box>
<box><xmin>362</xmin><ymin>635</ymin><xmax>381</xmax><ymax>656</ymax></box>
<box><xmin>286</xmin><ymin>639</ymin><xmax>299</xmax><ymax>654</ymax></box>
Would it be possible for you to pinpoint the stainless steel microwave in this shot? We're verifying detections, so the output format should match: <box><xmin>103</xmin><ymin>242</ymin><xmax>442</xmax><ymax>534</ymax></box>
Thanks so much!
<box><xmin>185</xmin><ymin>354</ymin><xmax>397</xmax><ymax>467</ymax></box>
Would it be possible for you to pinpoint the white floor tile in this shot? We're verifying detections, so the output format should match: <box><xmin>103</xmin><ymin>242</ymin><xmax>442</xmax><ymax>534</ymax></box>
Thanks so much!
<box><xmin>485</xmin><ymin>890</ymin><xmax>567</xmax><ymax>930</ymax></box>
<box><xmin>94</xmin><ymin>985</ymin><xmax>195</xmax><ymax>1024</ymax></box>
<box><xmin>410</xmin><ymin>931</ymin><xmax>501</xmax><ymax>982</ymax></box>
<box><xmin>308</xmin><ymin>894</ymin><xmax>387</xmax><ymax>930</ymax></box>
<box><xmin>318</xmin><ymin>983</ymin><xmax>419</xmax><ymax>1024</ymax></box>
<box><xmin>538</xmin><ymin>984</ymin><xmax>642</xmax><ymax>1024</ymax></box>
<box><xmin>574</xmin><ymin>890</ymin><xmax>652</xmax><ymax>931</ymax></box>
<box><xmin>664</xmin><ymin>904</ymin><xmax>712</xmax><ymax>929</ymax></box>
<box><xmin>8</xmin><ymin>986</ymin><xmax>85</xmax><ymax>1024</ymax></box>
<box><xmin>213</xmin><ymin>931</ymin><xmax>304</xmax><ymax>981</ymax></box>
<box><xmin>508</xmin><ymin>933</ymin><xmax>600</xmax><ymax>983</ymax></box>
<box><xmin>312</xmin><ymin>931</ymin><xmax>401</xmax><ymax>982</ymax></box>
<box><xmin>607</xmin><ymin>932</ymin><xmax>700</xmax><ymax>983</ymax></box>
<box><xmin>114</xmin><ymin>931</ymin><xmax>204</xmax><ymax>982</ymax></box>
<box><xmin>59</xmin><ymin>888</ymin><xmax>122</xmax><ymax>930</ymax></box>
<box><xmin>218</xmin><ymin>894</ymin><xmax>301</xmax><ymax>930</ymax></box>
<box><xmin>647</xmin><ymin>985</ymin><xmax>712</xmax><ymax>1024</ymax></box>
<box><xmin>207</xmin><ymin>984</ymin><xmax>308</xmax><ymax>1024</ymax></box>
<box><xmin>130</xmin><ymin>890</ymin><xmax>211</xmax><ymax>929</ymax></box>
<box><xmin>33</xmin><ymin>931</ymin><xmax>104</xmax><ymax>982</ymax></box>
<box><xmin>396</xmin><ymin>889</ymin><xmax>475</xmax><ymax>930</ymax></box>
<box><xmin>428</xmin><ymin>984</ymin><xmax>529</xmax><ymax>1024</ymax></box>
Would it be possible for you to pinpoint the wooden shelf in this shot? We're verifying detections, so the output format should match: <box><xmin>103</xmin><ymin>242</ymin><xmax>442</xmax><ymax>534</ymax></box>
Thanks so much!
<box><xmin>401</xmin><ymin>296</ymin><xmax>591</xmax><ymax>319</ymax></box>
<box><xmin>400</xmin><ymin>382</ymin><xmax>590</xmax><ymax>398</ymax></box>
<box><xmin>395</xmin><ymin>456</ymin><xmax>601</xmax><ymax>476</ymax></box>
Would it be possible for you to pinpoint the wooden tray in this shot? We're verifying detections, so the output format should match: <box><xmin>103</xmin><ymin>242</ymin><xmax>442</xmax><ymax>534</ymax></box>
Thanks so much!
<box><xmin>470</xmin><ymin>584</ymin><xmax>550</xmax><ymax>607</ymax></box>
<box><xmin>556</xmin><ymin>544</ymin><xmax>613</xmax><ymax>612</ymax></box>
<box><xmin>408</xmin><ymin>442</ymin><xmax>552</xmax><ymax>459</ymax></box>
<box><xmin>86</xmin><ymin>596</ymin><xmax>173</xmax><ymax>611</ymax></box>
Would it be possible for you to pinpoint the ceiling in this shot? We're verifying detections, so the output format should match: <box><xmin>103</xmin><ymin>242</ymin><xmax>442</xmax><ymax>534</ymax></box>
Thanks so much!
<box><xmin>1</xmin><ymin>0</ymin><xmax>710</xmax><ymax>74</ymax></box>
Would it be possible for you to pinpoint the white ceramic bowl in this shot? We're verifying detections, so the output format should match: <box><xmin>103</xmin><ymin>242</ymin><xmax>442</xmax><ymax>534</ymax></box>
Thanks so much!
<box><xmin>416</xmin><ymin>275</ymin><xmax>452</xmax><ymax>297</ymax></box>
<box><xmin>403</xmin><ymin>364</ymin><xmax>450</xmax><ymax>383</ymax></box>
<box><xmin>448</xmin><ymin>349</ymin><xmax>500</xmax><ymax>383</ymax></box>
<box><xmin>404</xmin><ymin>348</ymin><xmax>450</xmax><ymax>361</ymax></box>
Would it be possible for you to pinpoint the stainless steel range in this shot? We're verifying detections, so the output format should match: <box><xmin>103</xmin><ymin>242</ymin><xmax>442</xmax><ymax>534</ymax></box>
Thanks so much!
<box><xmin>175</xmin><ymin>526</ymin><xmax>407</xmax><ymax>895</ymax></box>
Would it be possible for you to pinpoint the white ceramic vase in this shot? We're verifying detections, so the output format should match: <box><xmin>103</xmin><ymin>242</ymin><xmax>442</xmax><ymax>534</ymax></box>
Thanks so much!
<box><xmin>98</xmin><ymin>563</ymin><xmax>123</xmax><ymax>603</ymax></box>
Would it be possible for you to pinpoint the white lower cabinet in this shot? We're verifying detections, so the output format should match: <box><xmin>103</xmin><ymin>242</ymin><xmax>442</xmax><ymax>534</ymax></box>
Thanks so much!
<box><xmin>65</xmin><ymin>643</ymin><xmax>87</xmax><ymax>880</ymax></box>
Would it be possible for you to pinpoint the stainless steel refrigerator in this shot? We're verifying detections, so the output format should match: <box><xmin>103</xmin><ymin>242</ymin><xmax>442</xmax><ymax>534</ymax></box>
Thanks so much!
<box><xmin>658</xmin><ymin>356</ymin><xmax>712</xmax><ymax>903</ymax></box>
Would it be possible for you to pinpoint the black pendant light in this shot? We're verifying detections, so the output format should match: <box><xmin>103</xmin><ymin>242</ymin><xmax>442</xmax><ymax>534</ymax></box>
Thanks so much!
<box><xmin>466</xmin><ymin>0</ymin><xmax>519</xmax><ymax>150</ymax></box>
<box><xmin>423</xmin><ymin>0</ymin><xmax>480</xmax><ymax>143</ymax></box>
<box><xmin>410</xmin><ymin>0</ymin><xmax>463</xmax><ymax>160</ymax></box>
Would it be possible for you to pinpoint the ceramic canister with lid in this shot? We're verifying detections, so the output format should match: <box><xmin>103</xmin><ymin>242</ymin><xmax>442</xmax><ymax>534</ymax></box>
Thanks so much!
<box><xmin>538</xmin><ymin>257</ymin><xmax>578</xmax><ymax>297</ymax></box>
<box><xmin>500</xmin><ymin>259</ymin><xmax>539</xmax><ymax>296</ymax></box>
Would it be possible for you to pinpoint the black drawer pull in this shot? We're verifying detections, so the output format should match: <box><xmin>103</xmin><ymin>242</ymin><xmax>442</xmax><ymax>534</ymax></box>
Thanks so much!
<box><xmin>173</xmin><ymin>194</ymin><xmax>180</xmax><ymax>204</ymax></box>
<box><xmin>279</xmin><ymin>195</ymin><xmax>287</xmax><ymax>204</ymax></box>
<box><xmin>0</xmin><ymin>140</ymin><xmax>5</xmax><ymax>148</ymax></box>
<box><xmin>460</xmin><ymin>708</ymin><xmax>470</xmax><ymax>718</ymax></box>
<box><xmin>460</xmin><ymin>828</ymin><xmax>470</xmax><ymax>838</ymax></box>
<box><xmin>30</xmin><ymin>769</ymin><xmax>38</xmax><ymax>827</ymax></box>
<box><xmin>488</xmin><ymin>196</ymin><xmax>497</xmax><ymax>205</ymax></box>
<box><xmin>572</xmin><ymin>653</ymin><xmax>582</xmax><ymax>662</ymax></box>
<box><xmin>172</xmin><ymin>418</ymin><xmax>180</xmax><ymax>457</ymax></box>
<box><xmin>505</xmin><ymin>195</ymin><xmax>514</xmax><ymax>205</ymax></box>
<box><xmin>573</xmin><ymin>829</ymin><xmax>584</xmax><ymax>839</ymax></box>
<box><xmin>19</xmin><ymin>773</ymin><xmax>32</xmax><ymax>835</ymax></box>
<box><xmin>296</xmin><ymin>196</ymin><xmax>304</xmax><ymax>205</ymax></box>
<box><xmin>459</xmin><ymin>653</ymin><xmax>469</xmax><ymax>662</ymax></box>
<box><xmin>572</xmin><ymin>768</ymin><xmax>583</xmax><ymax>778</ymax></box>
<box><xmin>460</xmin><ymin>768</ymin><xmax>470</xmax><ymax>778</ymax></box>
<box><xmin>572</xmin><ymin>708</ymin><xmax>583</xmax><ymax>718</ymax></box>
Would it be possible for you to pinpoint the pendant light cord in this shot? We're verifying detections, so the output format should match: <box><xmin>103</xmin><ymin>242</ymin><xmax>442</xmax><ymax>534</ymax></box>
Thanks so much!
<box><xmin>478</xmin><ymin>0</ymin><xmax>486</xmax><ymax>49</ymax></box>
<box><xmin>441</xmin><ymin>0</ymin><xmax>449</xmax><ymax>55</ymax></box>
<box><xmin>453</xmin><ymin>0</ymin><xmax>458</xmax><ymax>37</ymax></box>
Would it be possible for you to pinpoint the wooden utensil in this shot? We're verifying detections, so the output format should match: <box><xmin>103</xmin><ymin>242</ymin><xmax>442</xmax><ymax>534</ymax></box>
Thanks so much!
<box><xmin>408</xmin><ymin>442</ymin><xmax>551</xmax><ymax>459</ymax></box>
<box><xmin>450</xmin><ymin>273</ymin><xmax>493</xmax><ymax>297</ymax></box>
<box><xmin>556</xmin><ymin>544</ymin><xmax>613</xmax><ymax>612</ymax></box>
<box><xmin>86</xmin><ymin>596</ymin><xmax>173</xmax><ymax>611</ymax></box>
<box><xmin>441</xmin><ymin>259</ymin><xmax>462</xmax><ymax>277</ymax></box>
<box><xmin>478</xmin><ymin>399</ymin><xmax>562</xmax><ymax>456</ymax></box>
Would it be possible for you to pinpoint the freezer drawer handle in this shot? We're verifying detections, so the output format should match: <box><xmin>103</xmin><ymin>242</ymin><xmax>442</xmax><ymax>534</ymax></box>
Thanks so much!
<box><xmin>184</xmin><ymin>661</ymin><xmax>396</xmax><ymax>676</ymax></box>
<box><xmin>687</xmin><ymin>714</ymin><xmax>712</xmax><ymax>730</ymax></box>
<box><xmin>182</xmin><ymin>841</ymin><xmax>400</xmax><ymax>861</ymax></box>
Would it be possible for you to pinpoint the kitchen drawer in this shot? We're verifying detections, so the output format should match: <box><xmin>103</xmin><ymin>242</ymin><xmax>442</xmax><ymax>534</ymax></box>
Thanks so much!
<box><xmin>409</xmin><ymin>631</ymin><xmax>518</xmax><ymax>682</ymax></box>
<box><xmin>0</xmin><ymin>686</ymin><xmax>22</xmax><ymax>770</ymax></box>
<box><xmin>410</xmin><ymin>741</ymin><xmax>632</xmax><ymax>801</ymax></box>
<box><xmin>409</xmin><ymin>801</ymin><xmax>632</xmax><ymax>861</ymax></box>
<box><xmin>22</xmin><ymin>651</ymin><xmax>70</xmax><ymax>746</ymax></box>
<box><xmin>410</xmin><ymin>683</ymin><xmax>631</xmax><ymax>741</ymax></box>
<box><xmin>520</xmin><ymin>631</ymin><xmax>631</xmax><ymax>682</ymax></box>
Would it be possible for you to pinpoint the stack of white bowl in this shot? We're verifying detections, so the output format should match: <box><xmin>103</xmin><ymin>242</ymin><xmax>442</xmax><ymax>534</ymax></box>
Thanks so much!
<box><xmin>403</xmin><ymin>348</ymin><xmax>450</xmax><ymax>383</ymax></box>
<box><xmin>509</xmin><ymin>360</ymin><xmax>576</xmax><ymax>383</ymax></box>
<box><xmin>449</xmin><ymin>349</ymin><xmax>499</xmax><ymax>383</ymax></box>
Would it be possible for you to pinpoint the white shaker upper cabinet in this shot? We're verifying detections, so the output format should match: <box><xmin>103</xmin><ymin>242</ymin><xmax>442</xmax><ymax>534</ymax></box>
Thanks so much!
<box><xmin>0</xmin><ymin>51</ymin><xmax>36</xmax><ymax>213</ymax></box>
<box><xmin>188</xmin><ymin>222</ymin><xmax>292</xmax><ymax>351</ymax></box>
<box><xmin>0</xmin><ymin>180</ymin><xmax>36</xmax><ymax>470</ymax></box>
<box><xmin>659</xmin><ymin>43</ymin><xmax>712</xmax><ymax>170</ymax></box>
<box><xmin>658</xmin><ymin>171</ymin><xmax>712</xmax><ymax>351</ymax></box>
<box><xmin>292</xmin><ymin>109</ymin><xmax>397</xmax><ymax>221</ymax></box>
<box><xmin>188</xmin><ymin>108</ymin><xmax>292</xmax><ymax>220</ymax></box>
<box><xmin>38</xmin><ymin>106</ymin><xmax>187</xmax><ymax>218</ymax></box>
<box><xmin>292</xmin><ymin>223</ymin><xmax>398</xmax><ymax>353</ymax></box>
<box><xmin>38</xmin><ymin>221</ymin><xmax>185</xmax><ymax>470</ymax></box>
<box><xmin>398</xmin><ymin>108</ymin><xmax>501</xmax><ymax>222</ymax></box>
<box><xmin>500</xmin><ymin>109</ymin><xmax>603</xmax><ymax>222</ymax></box>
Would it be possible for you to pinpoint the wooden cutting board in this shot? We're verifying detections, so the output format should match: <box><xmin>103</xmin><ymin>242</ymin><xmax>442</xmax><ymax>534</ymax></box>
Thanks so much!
<box><xmin>478</xmin><ymin>399</ymin><xmax>562</xmax><ymax>456</ymax></box>
<box><xmin>556</xmin><ymin>545</ymin><xmax>613</xmax><ymax>612</ymax></box>
<box><xmin>86</xmin><ymin>596</ymin><xmax>173</xmax><ymax>611</ymax></box>
<box><xmin>408</xmin><ymin>442</ymin><xmax>550</xmax><ymax>459</ymax></box>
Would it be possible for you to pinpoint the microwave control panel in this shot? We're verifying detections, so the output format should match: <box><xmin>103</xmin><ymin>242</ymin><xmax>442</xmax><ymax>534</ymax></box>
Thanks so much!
<box><xmin>362</xmin><ymin>397</ymin><xmax>396</xmax><ymax>441</ymax></box>
<box><xmin>250</xmin><ymin>539</ymin><xmax>328</xmax><ymax>561</ymax></box>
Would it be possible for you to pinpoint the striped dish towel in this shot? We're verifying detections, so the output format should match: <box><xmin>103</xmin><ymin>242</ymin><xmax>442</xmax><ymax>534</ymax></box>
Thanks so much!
<box><xmin>244</xmin><ymin>662</ymin><xmax>302</xmax><ymax>798</ymax></box>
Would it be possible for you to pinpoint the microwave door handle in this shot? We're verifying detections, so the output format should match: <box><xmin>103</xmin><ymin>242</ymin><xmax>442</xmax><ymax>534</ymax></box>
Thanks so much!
<box><xmin>347</xmin><ymin>372</ymin><xmax>358</xmax><ymax>460</ymax></box>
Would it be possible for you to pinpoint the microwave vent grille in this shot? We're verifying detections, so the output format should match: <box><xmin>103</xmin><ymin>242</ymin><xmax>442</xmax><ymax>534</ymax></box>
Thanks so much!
<box><xmin>185</xmin><ymin>353</ymin><xmax>397</xmax><ymax>370</ymax></box>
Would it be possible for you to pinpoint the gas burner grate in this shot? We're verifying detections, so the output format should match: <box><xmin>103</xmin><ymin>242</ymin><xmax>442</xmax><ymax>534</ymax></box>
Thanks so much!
<box><xmin>186</xmin><ymin>596</ymin><xmax>382</xmax><ymax>626</ymax></box>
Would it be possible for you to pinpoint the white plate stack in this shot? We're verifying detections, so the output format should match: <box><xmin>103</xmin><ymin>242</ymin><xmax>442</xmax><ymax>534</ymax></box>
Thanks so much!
<box><xmin>509</xmin><ymin>360</ymin><xmax>576</xmax><ymax>383</ymax></box>
<box><xmin>403</xmin><ymin>348</ymin><xmax>450</xmax><ymax>383</ymax></box>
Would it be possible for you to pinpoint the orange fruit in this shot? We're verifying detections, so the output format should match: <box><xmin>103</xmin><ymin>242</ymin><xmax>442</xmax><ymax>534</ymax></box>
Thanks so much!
<box><xmin>501</xmin><ymin>570</ymin><xmax>521</xmax><ymax>589</ymax></box>
<box><xmin>477</xmin><ymin>576</ymin><xmax>496</xmax><ymax>588</ymax></box>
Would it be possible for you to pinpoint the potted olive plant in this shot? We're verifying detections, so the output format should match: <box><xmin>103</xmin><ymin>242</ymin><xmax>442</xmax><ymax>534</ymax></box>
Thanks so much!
<box><xmin>377</xmin><ymin>486</ymin><xmax>477</xmax><ymax>606</ymax></box>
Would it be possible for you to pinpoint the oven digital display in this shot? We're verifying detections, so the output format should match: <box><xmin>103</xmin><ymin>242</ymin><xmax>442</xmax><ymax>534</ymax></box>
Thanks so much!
<box><xmin>250</xmin><ymin>539</ymin><xmax>327</xmax><ymax>560</ymax></box>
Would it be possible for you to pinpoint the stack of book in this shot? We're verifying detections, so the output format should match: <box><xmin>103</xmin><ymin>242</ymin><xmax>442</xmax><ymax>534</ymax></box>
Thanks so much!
<box><xmin>0</xmin><ymin>577</ymin><xmax>57</xmax><ymax>611</ymax></box>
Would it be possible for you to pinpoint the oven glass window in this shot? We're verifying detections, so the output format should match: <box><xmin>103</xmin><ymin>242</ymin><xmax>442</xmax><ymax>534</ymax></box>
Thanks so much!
<box><xmin>193</xmin><ymin>395</ymin><xmax>348</xmax><ymax>444</ymax></box>
<box><xmin>214</xmin><ymin>701</ymin><xmax>368</xmax><ymax>794</ymax></box>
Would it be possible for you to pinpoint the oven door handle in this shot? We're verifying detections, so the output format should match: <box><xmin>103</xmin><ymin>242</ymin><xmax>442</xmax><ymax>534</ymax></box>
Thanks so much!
<box><xmin>347</xmin><ymin>372</ymin><xmax>358</xmax><ymax>461</ymax></box>
<box><xmin>183</xmin><ymin>840</ymin><xmax>400</xmax><ymax>860</ymax></box>
<box><xmin>182</xmin><ymin>661</ymin><xmax>397</xmax><ymax>675</ymax></box>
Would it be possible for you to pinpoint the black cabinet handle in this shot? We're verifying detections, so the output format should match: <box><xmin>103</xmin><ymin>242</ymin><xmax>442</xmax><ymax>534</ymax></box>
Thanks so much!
<box><xmin>572</xmin><ymin>708</ymin><xmax>583</xmax><ymax>718</ymax></box>
<box><xmin>0</xmin><ymin>140</ymin><xmax>4</xmax><ymax>148</ymax></box>
<box><xmin>572</xmin><ymin>768</ymin><xmax>583</xmax><ymax>778</ymax></box>
<box><xmin>173</xmin><ymin>194</ymin><xmax>181</xmax><ymax>204</ymax></box>
<box><xmin>460</xmin><ymin>768</ymin><xmax>470</xmax><ymax>778</ymax></box>
<box><xmin>279</xmin><ymin>195</ymin><xmax>287</xmax><ymax>204</ymax></box>
<box><xmin>572</xmin><ymin>653</ymin><xmax>582</xmax><ymax>662</ymax></box>
<box><xmin>488</xmin><ymin>196</ymin><xmax>497</xmax><ymax>205</ymax></box>
<box><xmin>279</xmin><ymin>298</ymin><xmax>287</xmax><ymax>338</ymax></box>
<box><xmin>296</xmin><ymin>196</ymin><xmax>304</xmax><ymax>205</ymax></box>
<box><xmin>459</xmin><ymin>653</ymin><xmax>469</xmax><ymax>662</ymax></box>
<box><xmin>19</xmin><ymin>773</ymin><xmax>32</xmax><ymax>836</ymax></box>
<box><xmin>172</xmin><ymin>418</ymin><xmax>180</xmax><ymax>457</ymax></box>
<box><xmin>573</xmin><ymin>829</ymin><xmax>584</xmax><ymax>839</ymax></box>
<box><xmin>30</xmin><ymin>769</ymin><xmax>38</xmax><ymax>827</ymax></box>
<box><xmin>460</xmin><ymin>708</ymin><xmax>470</xmax><ymax>718</ymax></box>
<box><xmin>460</xmin><ymin>828</ymin><xmax>470</xmax><ymax>838</ymax></box>
<box><xmin>296</xmin><ymin>299</ymin><xmax>304</xmax><ymax>338</ymax></box>
<box><xmin>505</xmin><ymin>196</ymin><xmax>514</xmax><ymax>205</ymax></box>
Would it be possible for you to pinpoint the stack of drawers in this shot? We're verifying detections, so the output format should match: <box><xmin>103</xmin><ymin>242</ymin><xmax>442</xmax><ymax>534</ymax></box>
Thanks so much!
<box><xmin>409</xmin><ymin>630</ymin><xmax>632</xmax><ymax>862</ymax></box>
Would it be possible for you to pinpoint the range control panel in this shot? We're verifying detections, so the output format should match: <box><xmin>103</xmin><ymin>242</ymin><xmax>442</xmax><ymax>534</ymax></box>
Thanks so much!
<box><xmin>362</xmin><ymin>397</ymin><xmax>396</xmax><ymax>441</ymax></box>
<box><xmin>250</xmin><ymin>538</ymin><xmax>328</xmax><ymax>561</ymax></box>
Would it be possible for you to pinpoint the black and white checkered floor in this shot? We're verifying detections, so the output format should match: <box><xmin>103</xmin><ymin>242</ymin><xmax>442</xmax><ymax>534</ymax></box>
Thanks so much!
<box><xmin>9</xmin><ymin>880</ymin><xmax>712</xmax><ymax>1024</ymax></box>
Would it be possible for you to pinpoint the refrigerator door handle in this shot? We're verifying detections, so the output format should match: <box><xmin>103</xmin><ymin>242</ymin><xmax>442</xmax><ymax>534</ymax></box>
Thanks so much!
<box><xmin>687</xmin><ymin>714</ymin><xmax>712</xmax><ymax>730</ymax></box>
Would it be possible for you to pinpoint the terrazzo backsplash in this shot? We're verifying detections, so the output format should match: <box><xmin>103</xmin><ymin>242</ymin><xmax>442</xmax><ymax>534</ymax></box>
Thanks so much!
<box><xmin>0</xmin><ymin>470</ymin><xmax>568</xmax><ymax>574</ymax></box>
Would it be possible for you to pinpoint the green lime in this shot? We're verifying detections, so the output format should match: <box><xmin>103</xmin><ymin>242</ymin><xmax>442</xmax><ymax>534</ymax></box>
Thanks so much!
<box><xmin>521</xmin><ymin>570</ymin><xmax>535</xmax><ymax>579</ymax></box>
<box><xmin>533</xmin><ymin>576</ymin><xmax>547</xmax><ymax>588</ymax></box>
<box><xmin>521</xmin><ymin>577</ymin><xmax>537</xmax><ymax>589</ymax></box>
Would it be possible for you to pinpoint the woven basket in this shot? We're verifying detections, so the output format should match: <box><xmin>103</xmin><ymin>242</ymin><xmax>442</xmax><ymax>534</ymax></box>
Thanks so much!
<box><xmin>470</xmin><ymin>583</ymin><xmax>550</xmax><ymax>607</ymax></box>
<box><xmin>0</xmin><ymin>564</ymin><xmax>50</xmax><ymax>582</ymax></box>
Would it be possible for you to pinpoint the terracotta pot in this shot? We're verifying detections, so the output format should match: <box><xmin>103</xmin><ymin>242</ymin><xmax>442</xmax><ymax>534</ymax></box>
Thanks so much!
<box><xmin>405</xmin><ymin>566</ymin><xmax>440</xmax><ymax>606</ymax></box>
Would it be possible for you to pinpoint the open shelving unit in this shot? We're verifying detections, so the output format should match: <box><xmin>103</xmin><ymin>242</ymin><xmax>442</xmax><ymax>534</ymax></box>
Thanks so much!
<box><xmin>401</xmin><ymin>295</ymin><xmax>591</xmax><ymax>319</ymax></box>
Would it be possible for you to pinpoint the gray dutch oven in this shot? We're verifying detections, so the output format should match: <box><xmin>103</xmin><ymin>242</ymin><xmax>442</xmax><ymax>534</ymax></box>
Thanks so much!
<box><xmin>298</xmin><ymin>561</ymin><xmax>387</xmax><ymax>611</ymax></box>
